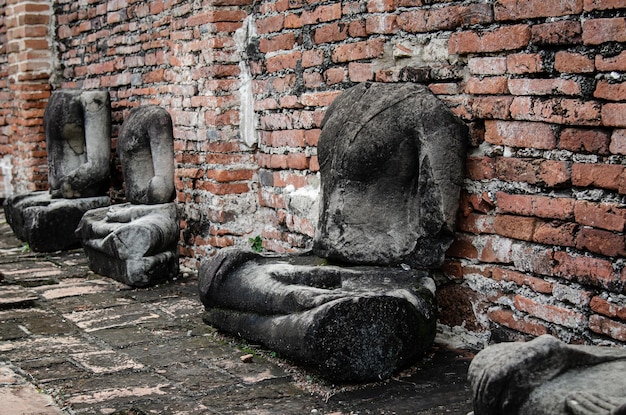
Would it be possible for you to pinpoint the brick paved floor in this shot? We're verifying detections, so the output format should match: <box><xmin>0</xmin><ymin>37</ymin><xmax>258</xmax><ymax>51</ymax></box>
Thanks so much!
<box><xmin>0</xmin><ymin>212</ymin><xmax>473</xmax><ymax>415</ymax></box>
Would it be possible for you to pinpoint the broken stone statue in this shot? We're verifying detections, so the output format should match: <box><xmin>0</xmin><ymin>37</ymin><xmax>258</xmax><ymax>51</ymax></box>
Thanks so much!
<box><xmin>199</xmin><ymin>82</ymin><xmax>467</xmax><ymax>382</ymax></box>
<box><xmin>468</xmin><ymin>334</ymin><xmax>626</xmax><ymax>415</ymax></box>
<box><xmin>3</xmin><ymin>89</ymin><xmax>112</xmax><ymax>252</ymax></box>
<box><xmin>76</xmin><ymin>105</ymin><xmax>179</xmax><ymax>287</ymax></box>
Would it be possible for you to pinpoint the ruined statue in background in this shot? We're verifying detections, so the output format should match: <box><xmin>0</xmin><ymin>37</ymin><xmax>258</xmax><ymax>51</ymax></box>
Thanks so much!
<box><xmin>76</xmin><ymin>105</ymin><xmax>179</xmax><ymax>287</ymax></box>
<box><xmin>469</xmin><ymin>334</ymin><xmax>626</xmax><ymax>415</ymax></box>
<box><xmin>3</xmin><ymin>89</ymin><xmax>111</xmax><ymax>251</ymax></box>
<box><xmin>199</xmin><ymin>82</ymin><xmax>467</xmax><ymax>382</ymax></box>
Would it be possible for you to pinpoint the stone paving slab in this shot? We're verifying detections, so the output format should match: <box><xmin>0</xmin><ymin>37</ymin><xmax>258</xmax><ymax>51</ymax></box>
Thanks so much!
<box><xmin>0</xmin><ymin>212</ymin><xmax>474</xmax><ymax>414</ymax></box>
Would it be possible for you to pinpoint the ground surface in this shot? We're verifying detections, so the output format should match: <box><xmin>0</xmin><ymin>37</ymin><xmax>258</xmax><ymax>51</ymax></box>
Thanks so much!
<box><xmin>0</xmin><ymin>211</ymin><xmax>474</xmax><ymax>415</ymax></box>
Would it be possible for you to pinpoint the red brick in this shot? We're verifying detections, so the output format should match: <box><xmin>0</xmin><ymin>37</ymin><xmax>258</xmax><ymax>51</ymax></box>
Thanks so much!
<box><xmin>531</xmin><ymin>20</ymin><xmax>582</xmax><ymax>45</ymax></box>
<box><xmin>314</xmin><ymin>22</ymin><xmax>349</xmax><ymax>44</ymax></box>
<box><xmin>559</xmin><ymin>128</ymin><xmax>611</xmax><ymax>154</ymax></box>
<box><xmin>397</xmin><ymin>4</ymin><xmax>492</xmax><ymax>33</ymax></box>
<box><xmin>461</xmin><ymin>191</ymin><xmax>496</xmax><ymax>214</ymax></box>
<box><xmin>594</xmin><ymin>80</ymin><xmax>626</xmax><ymax>101</ymax></box>
<box><xmin>507</xmin><ymin>53</ymin><xmax>543</xmax><ymax>74</ymax></box>
<box><xmin>602</xmin><ymin>103</ymin><xmax>626</xmax><ymax>127</ymax></box>
<box><xmin>555</xmin><ymin>51</ymin><xmax>595</xmax><ymax>73</ymax></box>
<box><xmin>468</xmin><ymin>57</ymin><xmax>508</xmax><ymax>75</ymax></box>
<box><xmin>584</xmin><ymin>0</ymin><xmax>626</xmax><ymax>10</ymax></box>
<box><xmin>494</xmin><ymin>0</ymin><xmax>583</xmax><ymax>20</ymax></box>
<box><xmin>590</xmin><ymin>296</ymin><xmax>626</xmax><ymax>320</ymax></box>
<box><xmin>514</xmin><ymin>295</ymin><xmax>587</xmax><ymax>328</ymax></box>
<box><xmin>366</xmin><ymin>14</ymin><xmax>397</xmax><ymax>34</ymax></box>
<box><xmin>596</xmin><ymin>51</ymin><xmax>626</xmax><ymax>71</ymax></box>
<box><xmin>265</xmin><ymin>51</ymin><xmax>302</xmax><ymax>73</ymax></box>
<box><xmin>465</xmin><ymin>156</ymin><xmax>496</xmax><ymax>180</ymax></box>
<box><xmin>284</xmin><ymin>13</ymin><xmax>302</xmax><ymax>29</ymax></box>
<box><xmin>495</xmin><ymin>158</ymin><xmax>570</xmax><ymax>187</ymax></box>
<box><xmin>510</xmin><ymin>97</ymin><xmax>601</xmax><ymax>126</ymax></box>
<box><xmin>429</xmin><ymin>83</ymin><xmax>461</xmax><ymax>95</ymax></box>
<box><xmin>302</xmin><ymin>50</ymin><xmax>324</xmax><ymax>68</ymax></box>
<box><xmin>576</xmin><ymin>227</ymin><xmax>626</xmax><ymax>256</ymax></box>
<box><xmin>302</xmin><ymin>3</ymin><xmax>341</xmax><ymax>25</ymax></box>
<box><xmin>458</xmin><ymin>212</ymin><xmax>495</xmax><ymax>234</ymax></box>
<box><xmin>497</xmin><ymin>192</ymin><xmax>575</xmax><ymax>220</ymax></box>
<box><xmin>485</xmin><ymin>120</ymin><xmax>557</xmax><ymax>149</ymax></box>
<box><xmin>197</xmin><ymin>181</ymin><xmax>250</xmax><ymax>195</ymax></box>
<box><xmin>589</xmin><ymin>314</ymin><xmax>626</xmax><ymax>341</ymax></box>
<box><xmin>324</xmin><ymin>67</ymin><xmax>346</xmax><ymax>85</ymax></box>
<box><xmin>480</xmin><ymin>235</ymin><xmax>514</xmax><ymax>263</ymax></box>
<box><xmin>508</xmin><ymin>78</ymin><xmax>581</xmax><ymax>96</ymax></box>
<box><xmin>255</xmin><ymin>15</ymin><xmax>284</xmax><ymax>34</ymax></box>
<box><xmin>583</xmin><ymin>17</ymin><xmax>626</xmax><ymax>45</ymax></box>
<box><xmin>494</xmin><ymin>214</ymin><xmax>541</xmax><ymax>241</ymax></box>
<box><xmin>348</xmin><ymin>62</ymin><xmax>374</xmax><ymax>82</ymax></box>
<box><xmin>493</xmin><ymin>268</ymin><xmax>554</xmax><ymax>294</ymax></box>
<box><xmin>553</xmin><ymin>251</ymin><xmax>616</xmax><ymax>289</ymax></box>
<box><xmin>367</xmin><ymin>0</ymin><xmax>395</xmax><ymax>12</ymax></box>
<box><xmin>571</xmin><ymin>163</ymin><xmax>625</xmax><ymax>191</ymax></box>
<box><xmin>331</xmin><ymin>38</ymin><xmax>385</xmax><ymax>63</ymax></box>
<box><xmin>449</xmin><ymin>25</ymin><xmax>531</xmax><ymax>54</ymax></box>
<box><xmin>446</xmin><ymin>234</ymin><xmax>479</xmax><ymax>259</ymax></box>
<box><xmin>465</xmin><ymin>76</ymin><xmax>508</xmax><ymax>95</ymax></box>
<box><xmin>534</xmin><ymin>221</ymin><xmax>578</xmax><ymax>247</ymax></box>
<box><xmin>574</xmin><ymin>200</ymin><xmax>625</xmax><ymax>232</ymax></box>
<box><xmin>610</xmin><ymin>129</ymin><xmax>626</xmax><ymax>155</ymax></box>
<box><xmin>259</xmin><ymin>33</ymin><xmax>295</xmax><ymax>53</ymax></box>
<box><xmin>471</xmin><ymin>96</ymin><xmax>513</xmax><ymax>119</ymax></box>
<box><xmin>300</xmin><ymin>90</ymin><xmax>341</xmax><ymax>107</ymax></box>
<box><xmin>488</xmin><ymin>308</ymin><xmax>549</xmax><ymax>337</ymax></box>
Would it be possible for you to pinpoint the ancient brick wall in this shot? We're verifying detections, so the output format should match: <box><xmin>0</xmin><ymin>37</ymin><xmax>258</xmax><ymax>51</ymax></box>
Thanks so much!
<box><xmin>0</xmin><ymin>0</ymin><xmax>625</xmax><ymax>348</ymax></box>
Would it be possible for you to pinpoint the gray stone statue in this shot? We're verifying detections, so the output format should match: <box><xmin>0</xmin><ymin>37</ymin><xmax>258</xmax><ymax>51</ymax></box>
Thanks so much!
<box><xmin>199</xmin><ymin>82</ymin><xmax>467</xmax><ymax>382</ymax></box>
<box><xmin>468</xmin><ymin>334</ymin><xmax>626</xmax><ymax>415</ymax></box>
<box><xmin>76</xmin><ymin>105</ymin><xmax>179</xmax><ymax>287</ymax></box>
<box><xmin>3</xmin><ymin>89</ymin><xmax>112</xmax><ymax>251</ymax></box>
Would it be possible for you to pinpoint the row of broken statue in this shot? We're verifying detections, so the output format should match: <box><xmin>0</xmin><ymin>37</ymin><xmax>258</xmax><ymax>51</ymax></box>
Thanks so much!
<box><xmin>5</xmin><ymin>84</ymin><xmax>625</xmax><ymax>414</ymax></box>
<box><xmin>4</xmin><ymin>89</ymin><xmax>179</xmax><ymax>287</ymax></box>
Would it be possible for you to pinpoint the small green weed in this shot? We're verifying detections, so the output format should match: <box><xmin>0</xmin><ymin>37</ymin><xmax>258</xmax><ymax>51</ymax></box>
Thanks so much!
<box><xmin>249</xmin><ymin>235</ymin><xmax>263</xmax><ymax>252</ymax></box>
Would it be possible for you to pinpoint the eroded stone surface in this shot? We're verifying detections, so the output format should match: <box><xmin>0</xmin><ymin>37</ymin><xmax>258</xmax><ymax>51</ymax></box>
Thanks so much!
<box><xmin>469</xmin><ymin>334</ymin><xmax>626</xmax><ymax>415</ymax></box>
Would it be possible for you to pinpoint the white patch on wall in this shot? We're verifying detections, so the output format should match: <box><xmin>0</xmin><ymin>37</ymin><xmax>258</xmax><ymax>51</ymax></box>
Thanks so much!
<box><xmin>235</xmin><ymin>16</ymin><xmax>257</xmax><ymax>148</ymax></box>
<box><xmin>0</xmin><ymin>155</ymin><xmax>13</xmax><ymax>197</ymax></box>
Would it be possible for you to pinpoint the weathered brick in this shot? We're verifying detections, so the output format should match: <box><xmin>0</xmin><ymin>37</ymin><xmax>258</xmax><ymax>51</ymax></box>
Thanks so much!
<box><xmin>531</xmin><ymin>20</ymin><xmax>582</xmax><ymax>45</ymax></box>
<box><xmin>496</xmin><ymin>192</ymin><xmax>575</xmax><ymax>220</ymax></box>
<box><xmin>507</xmin><ymin>53</ymin><xmax>543</xmax><ymax>74</ymax></box>
<box><xmin>584</xmin><ymin>0</ymin><xmax>626</xmax><ymax>10</ymax></box>
<box><xmin>559</xmin><ymin>128</ymin><xmax>611</xmax><ymax>154</ymax></box>
<box><xmin>510</xmin><ymin>97</ymin><xmax>601</xmax><ymax>126</ymax></box>
<box><xmin>458</xmin><ymin>212</ymin><xmax>495</xmax><ymax>235</ymax></box>
<box><xmin>493</xmin><ymin>268</ymin><xmax>554</xmax><ymax>294</ymax></box>
<box><xmin>610</xmin><ymin>129</ymin><xmax>626</xmax><ymax>155</ymax></box>
<box><xmin>533</xmin><ymin>221</ymin><xmax>578</xmax><ymax>247</ymax></box>
<box><xmin>555</xmin><ymin>51</ymin><xmax>595</xmax><ymax>73</ymax></box>
<box><xmin>571</xmin><ymin>163</ymin><xmax>624</xmax><ymax>191</ymax></box>
<box><xmin>331</xmin><ymin>38</ymin><xmax>385</xmax><ymax>63</ymax></box>
<box><xmin>488</xmin><ymin>308</ymin><xmax>549</xmax><ymax>337</ymax></box>
<box><xmin>495</xmin><ymin>158</ymin><xmax>570</xmax><ymax>187</ymax></box>
<box><xmin>553</xmin><ymin>251</ymin><xmax>617</xmax><ymax>289</ymax></box>
<box><xmin>397</xmin><ymin>4</ymin><xmax>492</xmax><ymax>33</ymax></box>
<box><xmin>468</xmin><ymin>57</ymin><xmax>507</xmax><ymax>75</ymax></box>
<box><xmin>485</xmin><ymin>120</ymin><xmax>557</xmax><ymax>149</ymax></box>
<box><xmin>515</xmin><ymin>294</ymin><xmax>587</xmax><ymax>328</ymax></box>
<box><xmin>465</xmin><ymin>76</ymin><xmax>508</xmax><ymax>95</ymax></box>
<box><xmin>574</xmin><ymin>200</ymin><xmax>625</xmax><ymax>232</ymax></box>
<box><xmin>583</xmin><ymin>17</ymin><xmax>626</xmax><ymax>45</ymax></box>
<box><xmin>449</xmin><ymin>25</ymin><xmax>531</xmax><ymax>54</ymax></box>
<box><xmin>590</xmin><ymin>296</ymin><xmax>626</xmax><ymax>320</ymax></box>
<box><xmin>602</xmin><ymin>103</ymin><xmax>626</xmax><ymax>127</ymax></box>
<box><xmin>466</xmin><ymin>156</ymin><xmax>496</xmax><ymax>180</ymax></box>
<box><xmin>596</xmin><ymin>51</ymin><xmax>626</xmax><ymax>71</ymax></box>
<box><xmin>576</xmin><ymin>227</ymin><xmax>626</xmax><ymax>256</ymax></box>
<box><xmin>508</xmin><ymin>78</ymin><xmax>581</xmax><ymax>96</ymax></box>
<box><xmin>494</xmin><ymin>0</ymin><xmax>583</xmax><ymax>20</ymax></box>
<box><xmin>589</xmin><ymin>314</ymin><xmax>626</xmax><ymax>341</ymax></box>
<box><xmin>494</xmin><ymin>214</ymin><xmax>541</xmax><ymax>241</ymax></box>
<box><xmin>594</xmin><ymin>80</ymin><xmax>626</xmax><ymax>101</ymax></box>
